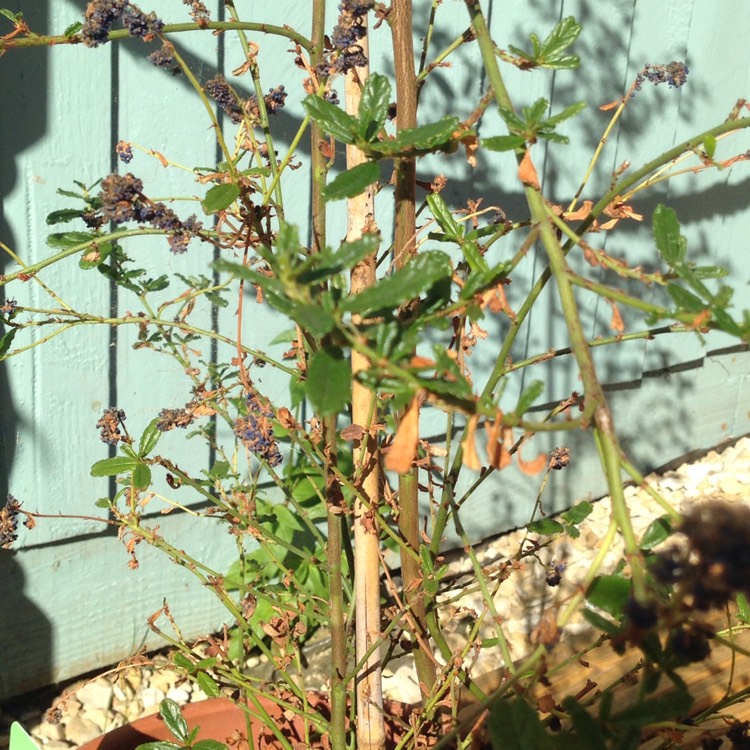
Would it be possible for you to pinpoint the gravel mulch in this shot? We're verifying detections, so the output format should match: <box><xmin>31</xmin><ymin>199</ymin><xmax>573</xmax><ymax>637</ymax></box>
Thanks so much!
<box><xmin>2</xmin><ymin>435</ymin><xmax>749</xmax><ymax>749</ymax></box>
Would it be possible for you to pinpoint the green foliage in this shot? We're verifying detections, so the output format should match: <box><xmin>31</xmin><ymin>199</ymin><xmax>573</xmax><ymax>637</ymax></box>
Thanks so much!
<box><xmin>135</xmin><ymin>699</ymin><xmax>228</xmax><ymax>750</ymax></box>
<box><xmin>527</xmin><ymin>501</ymin><xmax>593</xmax><ymax>538</ymax></box>
<box><xmin>508</xmin><ymin>16</ymin><xmax>582</xmax><ymax>69</ymax></box>
<box><xmin>357</xmin><ymin>73</ymin><xmax>391</xmax><ymax>142</ymax></box>
<box><xmin>302</xmin><ymin>95</ymin><xmax>358</xmax><ymax>143</ymax></box>
<box><xmin>651</xmin><ymin>204</ymin><xmax>747</xmax><ymax>339</ymax></box>
<box><xmin>323</xmin><ymin>161</ymin><xmax>380</xmax><ymax>201</ymax></box>
<box><xmin>498</xmin><ymin>99</ymin><xmax>586</xmax><ymax>144</ymax></box>
<box><xmin>202</xmin><ymin>183</ymin><xmax>240</xmax><ymax>213</ymax></box>
<box><xmin>487</xmin><ymin>699</ymin><xmax>553</xmax><ymax>750</ymax></box>
<box><xmin>306</xmin><ymin>347</ymin><xmax>351</xmax><ymax>416</ymax></box>
<box><xmin>586</xmin><ymin>574</ymin><xmax>631</xmax><ymax>619</ymax></box>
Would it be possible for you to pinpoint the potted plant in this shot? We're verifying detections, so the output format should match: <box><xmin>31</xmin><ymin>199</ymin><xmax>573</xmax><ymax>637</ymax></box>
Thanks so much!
<box><xmin>3</xmin><ymin>1</ymin><xmax>750</xmax><ymax>749</ymax></box>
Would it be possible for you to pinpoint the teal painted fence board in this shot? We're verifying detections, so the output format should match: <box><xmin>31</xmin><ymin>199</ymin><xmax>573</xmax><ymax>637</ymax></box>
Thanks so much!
<box><xmin>0</xmin><ymin>0</ymin><xmax>749</xmax><ymax>699</ymax></box>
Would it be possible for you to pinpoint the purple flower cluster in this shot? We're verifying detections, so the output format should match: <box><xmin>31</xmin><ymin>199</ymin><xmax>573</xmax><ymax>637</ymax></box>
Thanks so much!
<box><xmin>328</xmin><ymin>0</ymin><xmax>374</xmax><ymax>74</ymax></box>
<box><xmin>0</xmin><ymin>495</ymin><xmax>21</xmax><ymax>549</ymax></box>
<box><xmin>149</xmin><ymin>43</ymin><xmax>180</xmax><ymax>75</ymax></box>
<box><xmin>97</xmin><ymin>173</ymin><xmax>203</xmax><ymax>254</ymax></box>
<box><xmin>636</xmin><ymin>61</ymin><xmax>689</xmax><ymax>90</ymax></box>
<box><xmin>156</xmin><ymin>407</ymin><xmax>196</xmax><ymax>432</ymax></box>
<box><xmin>233</xmin><ymin>395</ymin><xmax>282</xmax><ymax>467</ymax></box>
<box><xmin>97</xmin><ymin>407</ymin><xmax>126</xmax><ymax>445</ymax></box>
<box><xmin>264</xmin><ymin>85</ymin><xmax>288</xmax><ymax>115</ymax></box>
<box><xmin>121</xmin><ymin>6</ymin><xmax>163</xmax><ymax>39</ymax></box>
<box><xmin>82</xmin><ymin>1</ymin><xmax>164</xmax><ymax>48</ymax></box>
<box><xmin>82</xmin><ymin>0</ymin><xmax>127</xmax><ymax>47</ymax></box>
<box><xmin>115</xmin><ymin>140</ymin><xmax>133</xmax><ymax>164</ymax></box>
<box><xmin>205</xmin><ymin>75</ymin><xmax>245</xmax><ymax>124</ymax></box>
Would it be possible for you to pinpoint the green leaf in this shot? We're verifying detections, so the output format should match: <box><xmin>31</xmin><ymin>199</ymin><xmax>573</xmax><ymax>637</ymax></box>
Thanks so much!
<box><xmin>0</xmin><ymin>328</ymin><xmax>17</xmax><ymax>358</ymax></box>
<box><xmin>213</xmin><ymin>260</ymin><xmax>293</xmax><ymax>316</ymax></box>
<box><xmin>514</xmin><ymin>380</ymin><xmax>544</xmax><ymax>417</ymax></box>
<box><xmin>135</xmin><ymin>742</ymin><xmax>181</xmax><ymax>750</ymax></box>
<box><xmin>689</xmin><ymin>264</ymin><xmax>728</xmax><ymax>280</ymax></box>
<box><xmin>306</xmin><ymin>347</ymin><xmax>351</xmax><ymax>416</ymax></box>
<box><xmin>64</xmin><ymin>21</ymin><xmax>83</xmax><ymax>37</ymax></box>
<box><xmin>482</xmin><ymin>134</ymin><xmax>526</xmax><ymax>152</ymax></box>
<box><xmin>46</xmin><ymin>209</ymin><xmax>83</xmax><ymax>225</ymax></box>
<box><xmin>138</xmin><ymin>417</ymin><xmax>162</xmax><ymax>457</ymax></box>
<box><xmin>537</xmin><ymin>16</ymin><xmax>582</xmax><ymax>68</ymax></box>
<box><xmin>713</xmin><ymin>306</ymin><xmax>742</xmax><ymax>337</ymax></box>
<box><xmin>581</xmin><ymin>607</ymin><xmax>620</xmax><ymax>635</ymax></box>
<box><xmin>561</xmin><ymin>501</ymin><xmax>593</xmax><ymax>525</ymax></box>
<box><xmin>737</xmin><ymin>593</ymin><xmax>750</xmax><ymax>624</ymax></box>
<box><xmin>195</xmin><ymin>671</ymin><xmax>221</xmax><ymax>698</ymax></box>
<box><xmin>369</xmin><ymin>116</ymin><xmax>460</xmax><ymax>156</ymax></box>
<box><xmin>509</xmin><ymin>16</ymin><xmax>582</xmax><ymax>70</ymax></box>
<box><xmin>202</xmin><ymin>183</ymin><xmax>240</xmax><ymax>214</ymax></box>
<box><xmin>159</xmin><ymin>699</ymin><xmax>190</xmax><ymax>743</ymax></box>
<box><xmin>90</xmin><ymin>455</ymin><xmax>138</xmax><ymax>477</ymax></box>
<box><xmin>527</xmin><ymin>518</ymin><xmax>564</xmax><ymax>535</ymax></box>
<box><xmin>47</xmin><ymin>231</ymin><xmax>95</xmax><ymax>249</ymax></box>
<box><xmin>653</xmin><ymin>205</ymin><xmax>687</xmax><ymax>266</ymax></box>
<box><xmin>296</xmin><ymin>234</ymin><xmax>380</xmax><ymax>284</ymax></box>
<box><xmin>193</xmin><ymin>741</ymin><xmax>229</xmax><ymax>750</ymax></box>
<box><xmin>667</xmin><ymin>283</ymin><xmax>705</xmax><ymax>312</ymax></box>
<box><xmin>343</xmin><ymin>250</ymin><xmax>452</xmax><ymax>316</ymax></box>
<box><xmin>486</xmin><ymin>698</ymin><xmax>554</xmax><ymax>750</ymax></box>
<box><xmin>640</xmin><ymin>516</ymin><xmax>672</xmax><ymax>550</ymax></box>
<box><xmin>524</xmin><ymin>99</ymin><xmax>549</xmax><ymax>124</ymax></box>
<box><xmin>172</xmin><ymin>652</ymin><xmax>195</xmax><ymax>672</ymax></box>
<box><xmin>611</xmin><ymin>689</ymin><xmax>693</xmax><ymax>727</ymax></box>
<box><xmin>132</xmin><ymin>461</ymin><xmax>152</xmax><ymax>491</ymax></box>
<box><xmin>290</xmin><ymin>302</ymin><xmax>337</xmax><ymax>336</ymax></box>
<box><xmin>544</xmin><ymin>100</ymin><xmax>586</xmax><ymax>127</ymax></box>
<box><xmin>562</xmin><ymin>696</ymin><xmax>607</xmax><ymax>750</ymax></box>
<box><xmin>426</xmin><ymin>192</ymin><xmax>462</xmax><ymax>241</ymax></box>
<box><xmin>0</xmin><ymin>9</ymin><xmax>22</xmax><ymax>23</ymax></box>
<box><xmin>587</xmin><ymin>575</ymin><xmax>631</xmax><ymax>618</ymax></box>
<box><xmin>302</xmin><ymin>95</ymin><xmax>358</xmax><ymax>143</ymax></box>
<box><xmin>703</xmin><ymin>134</ymin><xmax>717</xmax><ymax>159</ymax></box>
<box><xmin>398</xmin><ymin>116</ymin><xmax>460</xmax><ymax>149</ymax></box>
<box><xmin>323</xmin><ymin>161</ymin><xmax>380</xmax><ymax>201</ymax></box>
<box><xmin>358</xmin><ymin>73</ymin><xmax>391</xmax><ymax>141</ymax></box>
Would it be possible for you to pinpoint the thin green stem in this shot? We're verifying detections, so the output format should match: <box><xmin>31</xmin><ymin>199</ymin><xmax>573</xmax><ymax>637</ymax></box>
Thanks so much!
<box><xmin>0</xmin><ymin>22</ymin><xmax>313</xmax><ymax>53</ymax></box>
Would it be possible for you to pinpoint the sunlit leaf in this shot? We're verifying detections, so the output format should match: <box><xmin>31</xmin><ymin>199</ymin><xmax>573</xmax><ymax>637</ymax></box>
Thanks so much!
<box><xmin>587</xmin><ymin>574</ymin><xmax>631</xmax><ymax>618</ymax></box>
<box><xmin>653</xmin><ymin>204</ymin><xmax>687</xmax><ymax>266</ymax></box>
<box><xmin>306</xmin><ymin>347</ymin><xmax>351</xmax><ymax>416</ymax></box>
<box><xmin>358</xmin><ymin>73</ymin><xmax>391</xmax><ymax>141</ymax></box>
<box><xmin>323</xmin><ymin>161</ymin><xmax>380</xmax><ymax>201</ymax></box>
<box><xmin>202</xmin><ymin>183</ymin><xmax>240</xmax><ymax>213</ymax></box>
<box><xmin>302</xmin><ymin>95</ymin><xmax>358</xmax><ymax>143</ymax></box>
<box><xmin>90</xmin><ymin>456</ymin><xmax>138</xmax><ymax>477</ymax></box>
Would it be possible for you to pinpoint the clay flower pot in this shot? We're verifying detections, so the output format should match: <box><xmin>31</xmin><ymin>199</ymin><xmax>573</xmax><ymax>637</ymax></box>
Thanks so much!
<box><xmin>77</xmin><ymin>694</ymin><xmax>418</xmax><ymax>750</ymax></box>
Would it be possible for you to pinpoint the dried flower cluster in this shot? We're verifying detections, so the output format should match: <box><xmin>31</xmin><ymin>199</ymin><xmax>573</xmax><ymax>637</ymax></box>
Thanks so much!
<box><xmin>0</xmin><ymin>495</ymin><xmax>22</xmax><ymax>549</ymax></box>
<box><xmin>182</xmin><ymin>0</ymin><xmax>210</xmax><ymax>25</ymax></box>
<box><xmin>96</xmin><ymin>173</ymin><xmax>203</xmax><ymax>254</ymax></box>
<box><xmin>204</xmin><ymin>76</ymin><xmax>288</xmax><ymax>125</ymax></box>
<box><xmin>97</xmin><ymin>407</ymin><xmax>126</xmax><ymax>445</ymax></box>
<box><xmin>636</xmin><ymin>61</ymin><xmax>689</xmax><ymax>90</ymax></box>
<box><xmin>82</xmin><ymin>0</ymin><xmax>163</xmax><ymax>47</ymax></box>
<box><xmin>234</xmin><ymin>395</ymin><xmax>282</xmax><ymax>467</ymax></box>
